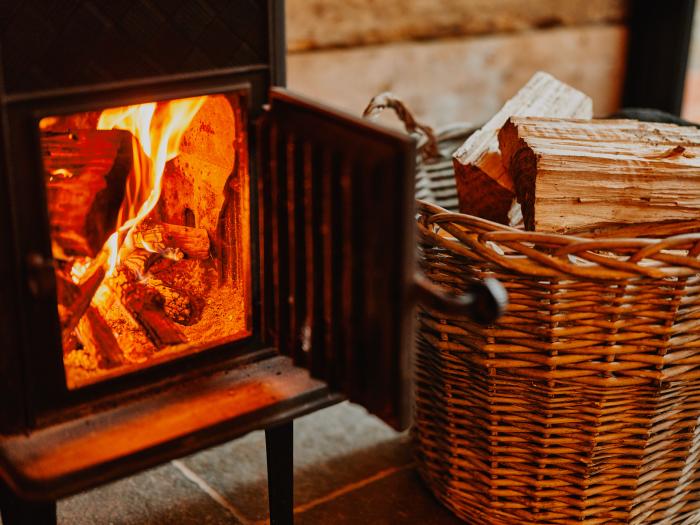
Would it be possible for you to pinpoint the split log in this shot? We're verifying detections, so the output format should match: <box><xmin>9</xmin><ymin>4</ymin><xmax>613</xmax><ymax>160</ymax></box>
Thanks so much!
<box><xmin>118</xmin><ymin>248</ymin><xmax>194</xmax><ymax>324</ymax></box>
<box><xmin>133</xmin><ymin>221</ymin><xmax>210</xmax><ymax>260</ymax></box>
<box><xmin>55</xmin><ymin>261</ymin><xmax>106</xmax><ymax>351</ymax></box>
<box><xmin>452</xmin><ymin>71</ymin><xmax>592</xmax><ymax>224</ymax></box>
<box><xmin>498</xmin><ymin>117</ymin><xmax>700</xmax><ymax>233</ymax></box>
<box><xmin>121</xmin><ymin>248</ymin><xmax>157</xmax><ymax>277</ymax></box>
<box><xmin>43</xmin><ymin>129</ymin><xmax>132</xmax><ymax>258</ymax></box>
<box><xmin>109</xmin><ymin>265</ymin><xmax>187</xmax><ymax>348</ymax></box>
<box><xmin>76</xmin><ymin>306</ymin><xmax>124</xmax><ymax>369</ymax></box>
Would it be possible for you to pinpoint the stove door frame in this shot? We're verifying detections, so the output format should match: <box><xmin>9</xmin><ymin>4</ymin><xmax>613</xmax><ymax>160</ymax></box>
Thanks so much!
<box><xmin>2</xmin><ymin>71</ymin><xmax>273</xmax><ymax>430</ymax></box>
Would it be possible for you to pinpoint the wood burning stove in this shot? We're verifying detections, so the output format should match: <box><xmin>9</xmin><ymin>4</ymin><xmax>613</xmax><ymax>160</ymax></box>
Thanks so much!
<box><xmin>0</xmin><ymin>1</ymin><xmax>503</xmax><ymax>523</ymax></box>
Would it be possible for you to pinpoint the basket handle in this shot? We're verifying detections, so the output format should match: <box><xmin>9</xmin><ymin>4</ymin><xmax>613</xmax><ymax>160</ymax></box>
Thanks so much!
<box><xmin>413</xmin><ymin>272</ymin><xmax>507</xmax><ymax>324</ymax></box>
<box><xmin>362</xmin><ymin>92</ymin><xmax>440</xmax><ymax>161</ymax></box>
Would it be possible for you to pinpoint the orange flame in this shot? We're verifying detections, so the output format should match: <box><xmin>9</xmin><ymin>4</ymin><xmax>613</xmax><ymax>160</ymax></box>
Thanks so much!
<box><xmin>96</xmin><ymin>96</ymin><xmax>207</xmax><ymax>274</ymax></box>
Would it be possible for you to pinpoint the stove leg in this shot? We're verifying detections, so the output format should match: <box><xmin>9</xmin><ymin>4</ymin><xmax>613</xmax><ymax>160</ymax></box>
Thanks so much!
<box><xmin>0</xmin><ymin>483</ymin><xmax>56</xmax><ymax>525</ymax></box>
<box><xmin>265</xmin><ymin>420</ymin><xmax>294</xmax><ymax>525</ymax></box>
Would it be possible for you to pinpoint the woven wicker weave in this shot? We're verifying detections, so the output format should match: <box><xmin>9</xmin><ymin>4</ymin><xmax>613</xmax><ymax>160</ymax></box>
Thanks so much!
<box><xmin>414</xmin><ymin>201</ymin><xmax>700</xmax><ymax>525</ymax></box>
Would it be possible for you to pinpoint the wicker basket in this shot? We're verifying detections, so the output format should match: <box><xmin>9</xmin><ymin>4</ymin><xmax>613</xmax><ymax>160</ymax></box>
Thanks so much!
<box><xmin>415</xmin><ymin>202</ymin><xmax>700</xmax><ymax>525</ymax></box>
<box><xmin>363</xmin><ymin>94</ymin><xmax>700</xmax><ymax>524</ymax></box>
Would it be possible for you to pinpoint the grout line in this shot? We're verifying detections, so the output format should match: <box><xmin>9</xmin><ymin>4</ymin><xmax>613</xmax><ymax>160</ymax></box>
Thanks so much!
<box><xmin>291</xmin><ymin>462</ymin><xmax>416</xmax><ymax>516</ymax></box>
<box><xmin>172</xmin><ymin>460</ymin><xmax>253</xmax><ymax>525</ymax></box>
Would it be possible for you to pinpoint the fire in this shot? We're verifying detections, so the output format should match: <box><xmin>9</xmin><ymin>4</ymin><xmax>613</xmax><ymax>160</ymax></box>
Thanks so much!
<box><xmin>70</xmin><ymin>257</ymin><xmax>91</xmax><ymax>284</ymax></box>
<box><xmin>96</xmin><ymin>96</ymin><xmax>207</xmax><ymax>274</ymax></box>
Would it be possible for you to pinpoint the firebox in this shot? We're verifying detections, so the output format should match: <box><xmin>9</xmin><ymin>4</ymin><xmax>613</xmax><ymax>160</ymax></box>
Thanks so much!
<box><xmin>0</xmin><ymin>1</ymin><xmax>502</xmax><ymax>524</ymax></box>
<box><xmin>40</xmin><ymin>91</ymin><xmax>253</xmax><ymax>390</ymax></box>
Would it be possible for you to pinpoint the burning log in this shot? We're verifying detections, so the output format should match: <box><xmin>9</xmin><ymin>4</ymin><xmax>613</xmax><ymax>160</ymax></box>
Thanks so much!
<box><xmin>452</xmin><ymin>72</ymin><xmax>592</xmax><ymax>224</ymax></box>
<box><xmin>43</xmin><ymin>129</ymin><xmax>132</xmax><ymax>258</ymax></box>
<box><xmin>498</xmin><ymin>117</ymin><xmax>700</xmax><ymax>233</ymax></box>
<box><xmin>118</xmin><ymin>248</ymin><xmax>194</xmax><ymax>324</ymax></box>
<box><xmin>121</xmin><ymin>248</ymin><xmax>157</xmax><ymax>277</ymax></box>
<box><xmin>55</xmin><ymin>260</ymin><xmax>107</xmax><ymax>351</ymax></box>
<box><xmin>76</xmin><ymin>306</ymin><xmax>124</xmax><ymax>369</ymax></box>
<box><xmin>109</xmin><ymin>258</ymin><xmax>187</xmax><ymax>348</ymax></box>
<box><xmin>133</xmin><ymin>221</ymin><xmax>210</xmax><ymax>260</ymax></box>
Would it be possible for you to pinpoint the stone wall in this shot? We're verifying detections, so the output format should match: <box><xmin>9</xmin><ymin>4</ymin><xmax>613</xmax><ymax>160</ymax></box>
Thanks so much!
<box><xmin>286</xmin><ymin>0</ymin><xmax>629</xmax><ymax>127</ymax></box>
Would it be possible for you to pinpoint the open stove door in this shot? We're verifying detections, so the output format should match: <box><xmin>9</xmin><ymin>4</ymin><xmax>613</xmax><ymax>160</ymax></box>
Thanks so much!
<box><xmin>260</xmin><ymin>88</ymin><xmax>416</xmax><ymax>430</ymax></box>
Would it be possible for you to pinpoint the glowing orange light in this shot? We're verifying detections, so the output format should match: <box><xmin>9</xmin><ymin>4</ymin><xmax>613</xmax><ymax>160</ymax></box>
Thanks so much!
<box><xmin>94</xmin><ymin>96</ymin><xmax>207</xmax><ymax>275</ymax></box>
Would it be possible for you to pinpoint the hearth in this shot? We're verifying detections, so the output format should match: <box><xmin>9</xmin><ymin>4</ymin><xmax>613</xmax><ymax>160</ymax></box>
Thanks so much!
<box><xmin>0</xmin><ymin>1</ymin><xmax>503</xmax><ymax>524</ymax></box>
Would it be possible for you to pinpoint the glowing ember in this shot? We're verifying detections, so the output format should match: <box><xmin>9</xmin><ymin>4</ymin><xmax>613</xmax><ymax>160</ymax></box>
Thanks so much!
<box><xmin>50</xmin><ymin>168</ymin><xmax>73</xmax><ymax>180</ymax></box>
<box><xmin>70</xmin><ymin>257</ymin><xmax>91</xmax><ymax>284</ymax></box>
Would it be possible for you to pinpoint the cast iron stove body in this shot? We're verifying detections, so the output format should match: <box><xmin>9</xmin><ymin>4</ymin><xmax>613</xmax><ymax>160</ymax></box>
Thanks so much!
<box><xmin>0</xmin><ymin>1</ymin><xmax>506</xmax><ymax>523</ymax></box>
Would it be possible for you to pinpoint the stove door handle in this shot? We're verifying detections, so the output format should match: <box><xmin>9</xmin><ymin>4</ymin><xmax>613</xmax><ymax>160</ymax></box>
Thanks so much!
<box><xmin>25</xmin><ymin>252</ymin><xmax>56</xmax><ymax>298</ymax></box>
<box><xmin>413</xmin><ymin>272</ymin><xmax>507</xmax><ymax>325</ymax></box>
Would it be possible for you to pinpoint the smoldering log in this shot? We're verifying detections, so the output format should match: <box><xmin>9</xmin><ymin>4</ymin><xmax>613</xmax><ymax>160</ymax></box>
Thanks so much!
<box><xmin>55</xmin><ymin>261</ymin><xmax>106</xmax><ymax>351</ymax></box>
<box><xmin>76</xmin><ymin>306</ymin><xmax>124</xmax><ymax>369</ymax></box>
<box><xmin>132</xmin><ymin>221</ymin><xmax>210</xmax><ymax>260</ymax></box>
<box><xmin>43</xmin><ymin>129</ymin><xmax>132</xmax><ymax>258</ymax></box>
<box><xmin>109</xmin><ymin>264</ymin><xmax>187</xmax><ymax>348</ymax></box>
<box><xmin>148</xmin><ymin>278</ymin><xmax>194</xmax><ymax>324</ymax></box>
<box><xmin>119</xmin><ymin>248</ymin><xmax>194</xmax><ymax>324</ymax></box>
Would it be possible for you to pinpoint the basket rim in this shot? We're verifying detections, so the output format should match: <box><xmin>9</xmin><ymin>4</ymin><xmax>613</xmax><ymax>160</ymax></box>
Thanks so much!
<box><xmin>417</xmin><ymin>200</ymin><xmax>700</xmax><ymax>280</ymax></box>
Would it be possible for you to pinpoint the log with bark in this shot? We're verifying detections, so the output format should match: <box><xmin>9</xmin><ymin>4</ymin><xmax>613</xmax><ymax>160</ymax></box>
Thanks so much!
<box><xmin>43</xmin><ymin>129</ymin><xmax>133</xmax><ymax>258</ymax></box>
<box><xmin>106</xmin><ymin>246</ymin><xmax>193</xmax><ymax>347</ymax></box>
<box><xmin>452</xmin><ymin>71</ymin><xmax>592</xmax><ymax>224</ymax></box>
<box><xmin>119</xmin><ymin>247</ymin><xmax>194</xmax><ymax>324</ymax></box>
<box><xmin>109</xmin><ymin>264</ymin><xmax>187</xmax><ymax>348</ymax></box>
<box><xmin>55</xmin><ymin>259</ymin><xmax>107</xmax><ymax>351</ymax></box>
<box><xmin>498</xmin><ymin>116</ymin><xmax>700</xmax><ymax>233</ymax></box>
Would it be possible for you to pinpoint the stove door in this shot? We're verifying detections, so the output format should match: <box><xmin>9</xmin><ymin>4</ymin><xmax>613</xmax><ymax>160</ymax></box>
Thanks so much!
<box><xmin>260</xmin><ymin>88</ymin><xmax>416</xmax><ymax>430</ymax></box>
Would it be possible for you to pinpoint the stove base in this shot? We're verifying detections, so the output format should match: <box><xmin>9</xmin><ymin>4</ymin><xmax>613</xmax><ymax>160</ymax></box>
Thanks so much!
<box><xmin>0</xmin><ymin>355</ymin><xmax>341</xmax><ymax>522</ymax></box>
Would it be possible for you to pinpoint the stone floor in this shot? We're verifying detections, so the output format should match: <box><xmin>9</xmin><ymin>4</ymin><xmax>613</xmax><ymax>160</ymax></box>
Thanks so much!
<box><xmin>1</xmin><ymin>402</ymin><xmax>462</xmax><ymax>524</ymax></box>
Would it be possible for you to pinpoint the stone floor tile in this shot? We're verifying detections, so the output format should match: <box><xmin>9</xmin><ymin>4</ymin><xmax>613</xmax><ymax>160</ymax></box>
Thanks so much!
<box><xmin>295</xmin><ymin>467</ymin><xmax>462</xmax><ymax>525</ymax></box>
<box><xmin>57</xmin><ymin>463</ymin><xmax>239</xmax><ymax>525</ymax></box>
<box><xmin>180</xmin><ymin>401</ymin><xmax>412</xmax><ymax>522</ymax></box>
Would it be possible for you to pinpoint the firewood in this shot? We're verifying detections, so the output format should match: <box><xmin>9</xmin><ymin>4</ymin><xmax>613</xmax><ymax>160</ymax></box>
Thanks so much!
<box><xmin>56</xmin><ymin>260</ymin><xmax>106</xmax><ymax>351</ymax></box>
<box><xmin>121</xmin><ymin>248</ymin><xmax>157</xmax><ymax>277</ymax></box>
<box><xmin>452</xmin><ymin>71</ymin><xmax>592</xmax><ymax>224</ymax></box>
<box><xmin>132</xmin><ymin>221</ymin><xmax>210</xmax><ymax>260</ymax></box>
<box><xmin>118</xmin><ymin>248</ymin><xmax>193</xmax><ymax>324</ymax></box>
<box><xmin>43</xmin><ymin>129</ymin><xmax>132</xmax><ymax>258</ymax></box>
<box><xmin>76</xmin><ymin>306</ymin><xmax>124</xmax><ymax>369</ymax></box>
<box><xmin>498</xmin><ymin>117</ymin><xmax>700</xmax><ymax>233</ymax></box>
<box><xmin>109</xmin><ymin>264</ymin><xmax>186</xmax><ymax>348</ymax></box>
